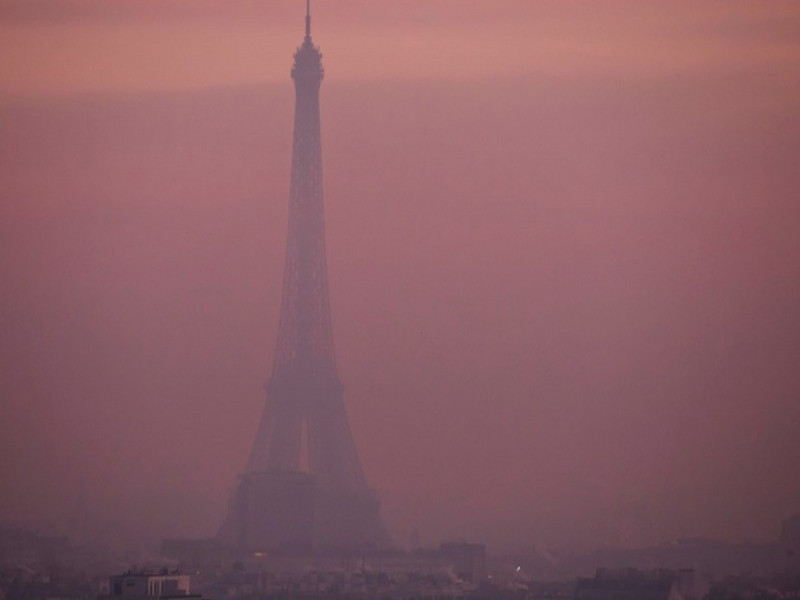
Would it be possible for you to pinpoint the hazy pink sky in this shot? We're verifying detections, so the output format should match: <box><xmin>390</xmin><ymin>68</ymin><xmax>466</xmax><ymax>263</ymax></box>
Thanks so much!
<box><xmin>1</xmin><ymin>1</ymin><xmax>799</xmax><ymax>554</ymax></box>
<box><xmin>2</xmin><ymin>1</ymin><xmax>799</xmax><ymax>94</ymax></box>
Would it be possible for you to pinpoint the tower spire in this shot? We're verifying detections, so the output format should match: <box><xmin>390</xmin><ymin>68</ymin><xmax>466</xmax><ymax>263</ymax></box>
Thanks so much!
<box><xmin>305</xmin><ymin>0</ymin><xmax>311</xmax><ymax>41</ymax></box>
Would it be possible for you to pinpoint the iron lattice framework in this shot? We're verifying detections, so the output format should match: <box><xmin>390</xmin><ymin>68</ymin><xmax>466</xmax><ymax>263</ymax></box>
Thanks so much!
<box><xmin>245</xmin><ymin>4</ymin><xmax>368</xmax><ymax>494</ymax></box>
<box><xmin>219</xmin><ymin>4</ymin><xmax>389</xmax><ymax>552</ymax></box>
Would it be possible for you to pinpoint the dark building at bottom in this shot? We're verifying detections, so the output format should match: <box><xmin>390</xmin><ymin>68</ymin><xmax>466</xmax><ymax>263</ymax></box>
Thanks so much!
<box><xmin>575</xmin><ymin>568</ymin><xmax>705</xmax><ymax>600</ymax></box>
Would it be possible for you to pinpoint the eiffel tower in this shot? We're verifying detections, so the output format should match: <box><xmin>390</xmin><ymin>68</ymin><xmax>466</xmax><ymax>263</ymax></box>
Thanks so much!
<box><xmin>219</xmin><ymin>1</ymin><xmax>389</xmax><ymax>552</ymax></box>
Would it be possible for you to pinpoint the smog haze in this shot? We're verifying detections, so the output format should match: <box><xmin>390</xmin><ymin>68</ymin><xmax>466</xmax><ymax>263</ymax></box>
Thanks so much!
<box><xmin>1</xmin><ymin>0</ymin><xmax>799</xmax><ymax>554</ymax></box>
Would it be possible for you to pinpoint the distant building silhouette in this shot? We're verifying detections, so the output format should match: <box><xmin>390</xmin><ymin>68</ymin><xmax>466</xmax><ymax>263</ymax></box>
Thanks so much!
<box><xmin>218</xmin><ymin>2</ymin><xmax>389</xmax><ymax>552</ymax></box>
<box><xmin>780</xmin><ymin>514</ymin><xmax>800</xmax><ymax>572</ymax></box>
<box><xmin>439</xmin><ymin>542</ymin><xmax>487</xmax><ymax>584</ymax></box>
<box><xmin>781</xmin><ymin>515</ymin><xmax>800</xmax><ymax>550</ymax></box>
<box><xmin>100</xmin><ymin>570</ymin><xmax>198</xmax><ymax>600</ymax></box>
<box><xmin>575</xmin><ymin>568</ymin><xmax>704</xmax><ymax>600</ymax></box>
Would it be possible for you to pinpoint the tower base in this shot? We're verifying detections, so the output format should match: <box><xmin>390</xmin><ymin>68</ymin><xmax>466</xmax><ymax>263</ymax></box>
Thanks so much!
<box><xmin>217</xmin><ymin>471</ymin><xmax>391</xmax><ymax>553</ymax></box>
